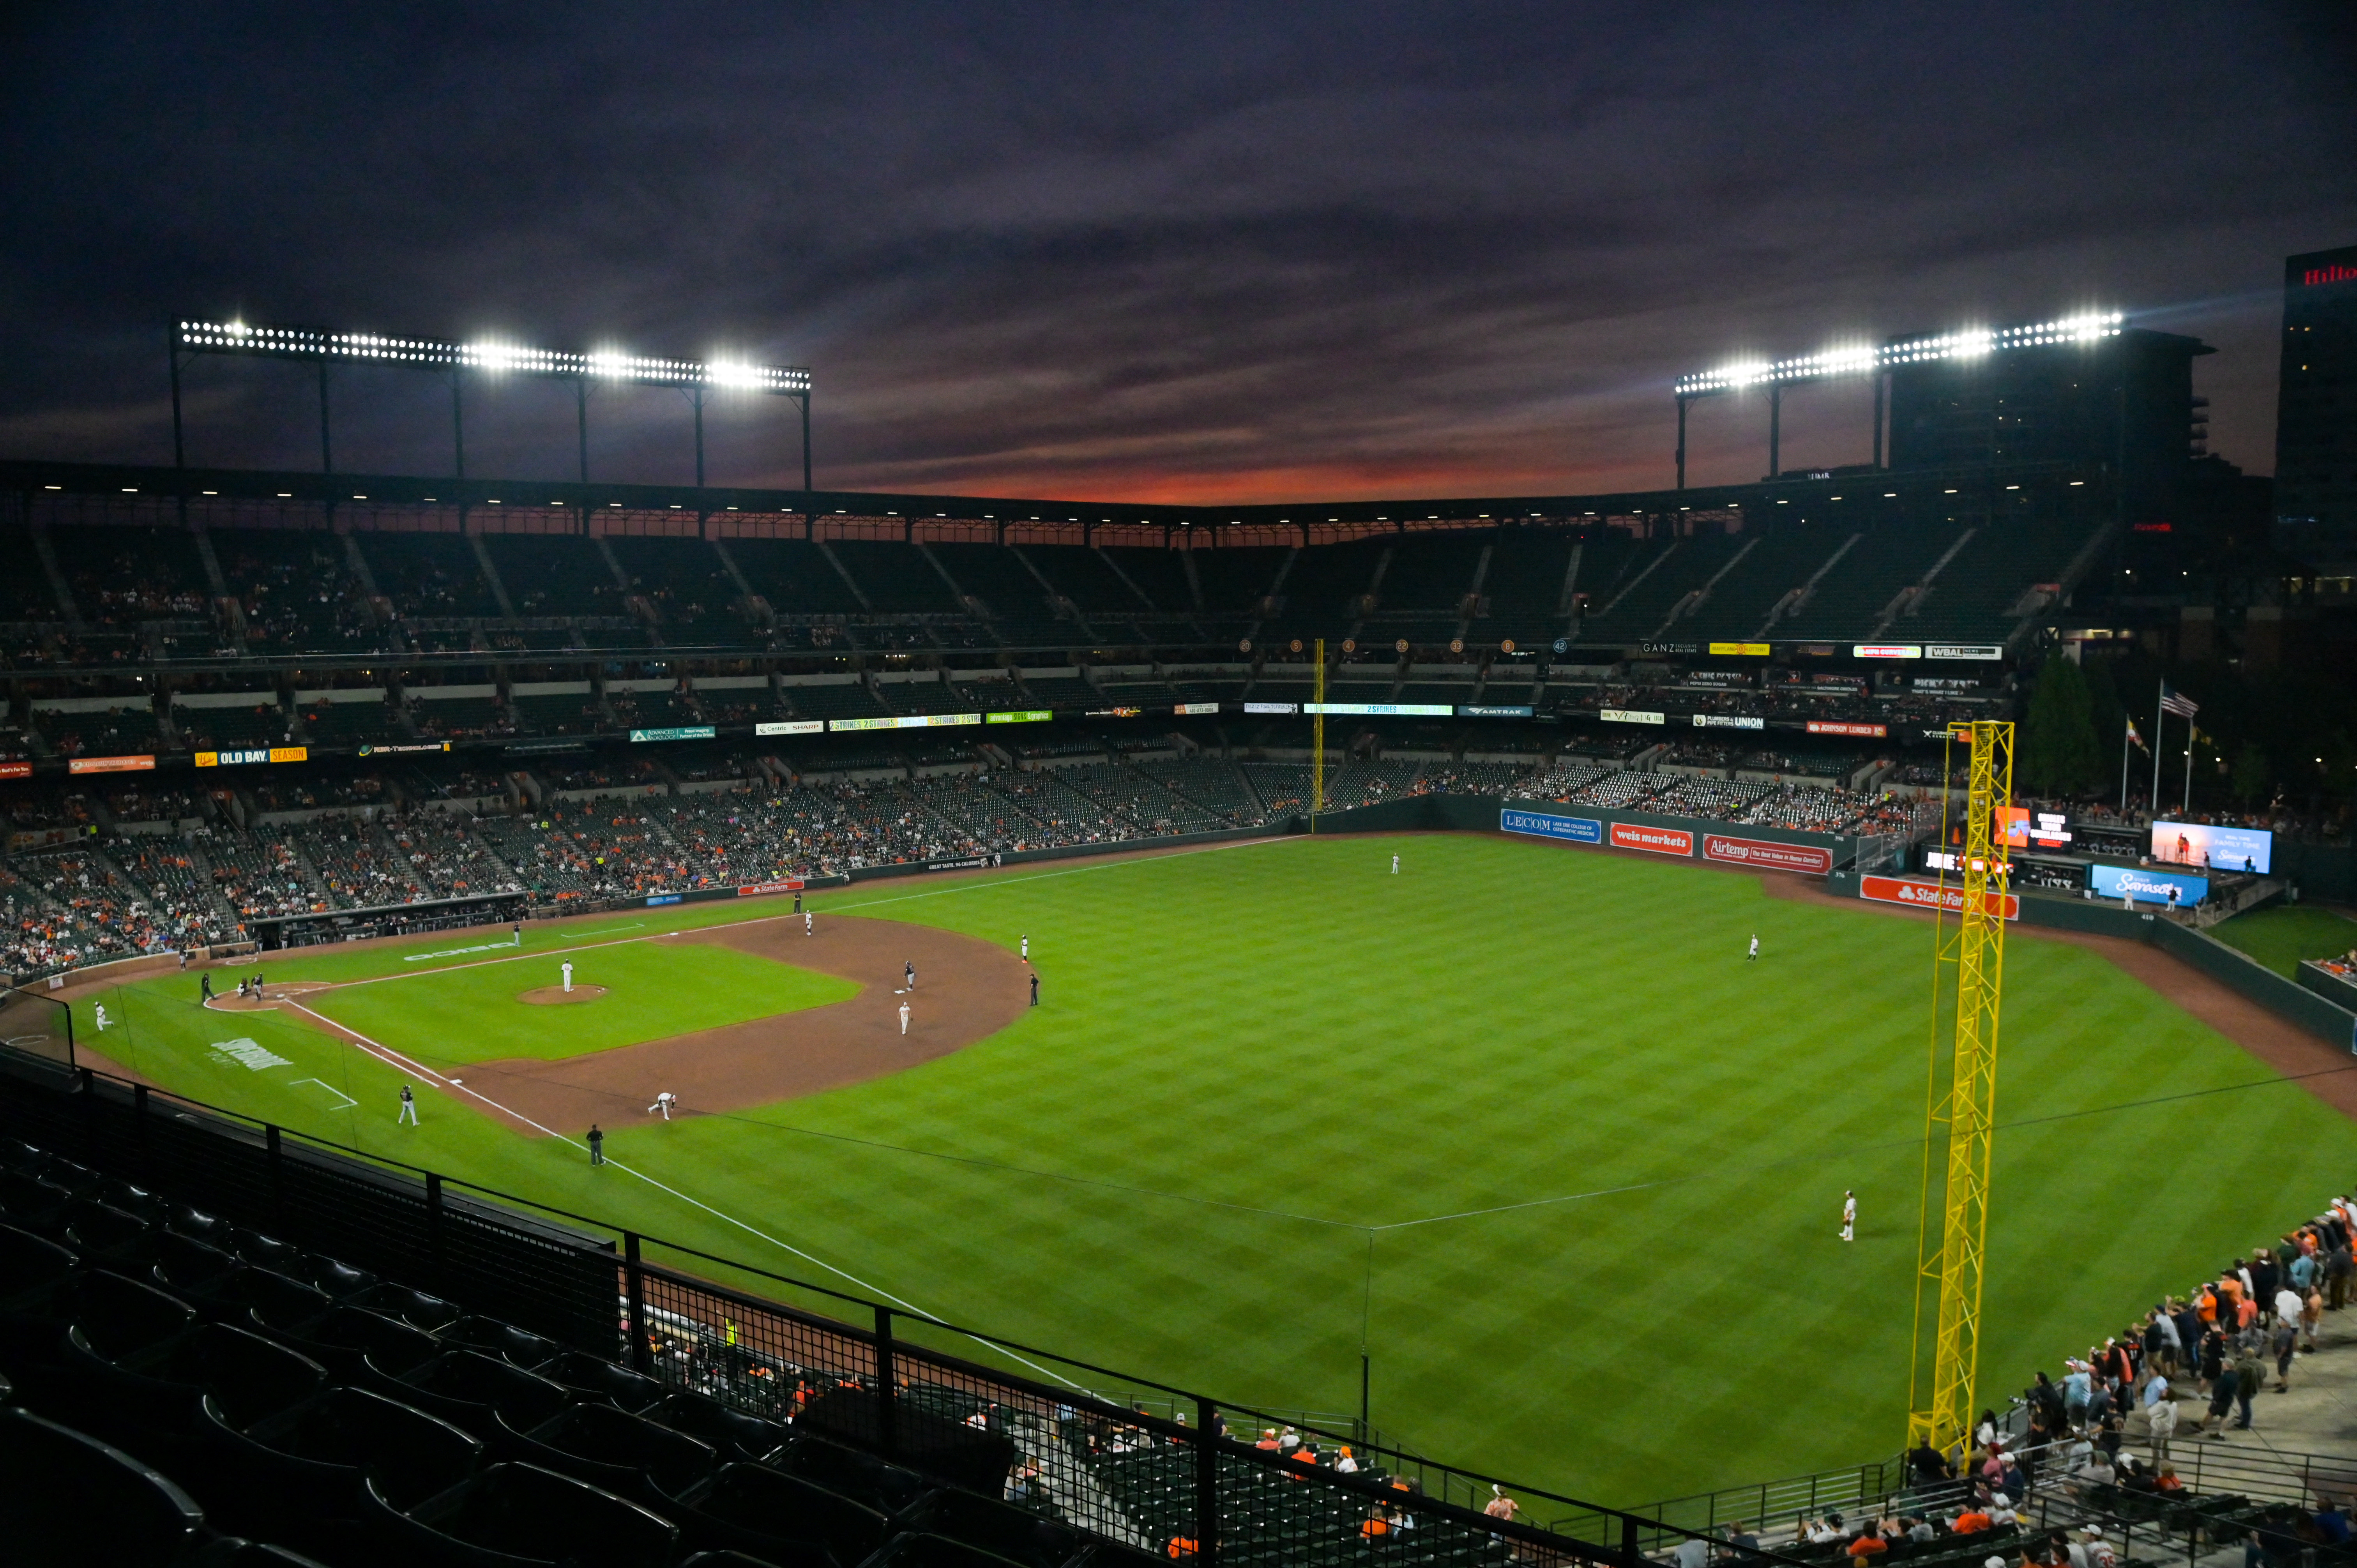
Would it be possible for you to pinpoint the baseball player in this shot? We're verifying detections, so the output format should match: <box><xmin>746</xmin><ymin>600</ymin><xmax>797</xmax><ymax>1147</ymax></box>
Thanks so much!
<box><xmin>804</xmin><ymin>909</ymin><xmax>813</xmax><ymax>936</ymax></box>
<box><xmin>648</xmin><ymin>1091</ymin><xmax>676</xmax><ymax>1120</ymax></box>
<box><xmin>899</xmin><ymin>1000</ymin><xmax>911</xmax><ymax>1036</ymax></box>
<box><xmin>1840</xmin><ymin>1190</ymin><xmax>1857</xmax><ymax>1243</ymax></box>
<box><xmin>93</xmin><ymin>1003</ymin><xmax>111</xmax><ymax>1032</ymax></box>
<box><xmin>1020</xmin><ymin>935</ymin><xmax>1029</xmax><ymax>963</ymax></box>
<box><xmin>398</xmin><ymin>1085</ymin><xmax>419</xmax><ymax>1125</ymax></box>
<box><xmin>1391</xmin><ymin>853</ymin><xmax>1399</xmax><ymax>875</ymax></box>
<box><xmin>1747</xmin><ymin>934</ymin><xmax>1760</xmax><ymax>963</ymax></box>
<box><xmin>905</xmin><ymin>961</ymin><xmax>916</xmax><ymax>991</ymax></box>
<box><xmin>562</xmin><ymin>961</ymin><xmax>574</xmax><ymax>993</ymax></box>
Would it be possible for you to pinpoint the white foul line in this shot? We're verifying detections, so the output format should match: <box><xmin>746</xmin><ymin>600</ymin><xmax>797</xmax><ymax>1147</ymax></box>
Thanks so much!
<box><xmin>280</xmin><ymin>999</ymin><xmax>1086</xmax><ymax>1391</ymax></box>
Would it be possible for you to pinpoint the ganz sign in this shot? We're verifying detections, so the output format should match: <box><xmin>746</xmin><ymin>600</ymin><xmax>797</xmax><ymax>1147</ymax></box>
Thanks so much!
<box><xmin>1860</xmin><ymin>875</ymin><xmax>2019</xmax><ymax>920</ymax></box>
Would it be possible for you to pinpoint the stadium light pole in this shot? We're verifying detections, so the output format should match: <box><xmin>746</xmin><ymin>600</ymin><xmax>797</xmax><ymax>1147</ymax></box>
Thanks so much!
<box><xmin>1674</xmin><ymin>394</ymin><xmax>1690</xmax><ymax>491</ymax></box>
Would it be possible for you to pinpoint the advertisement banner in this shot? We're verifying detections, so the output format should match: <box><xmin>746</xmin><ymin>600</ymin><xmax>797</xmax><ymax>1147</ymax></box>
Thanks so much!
<box><xmin>357</xmin><ymin>742</ymin><xmax>452</xmax><ymax>756</ymax></box>
<box><xmin>1925</xmin><ymin>644</ymin><xmax>2004</xmax><ymax>661</ymax></box>
<box><xmin>1598</xmin><ymin>708</ymin><xmax>1665</xmax><ymax>726</ymax></box>
<box><xmin>1707</xmin><ymin>641</ymin><xmax>1772</xmax><ymax>657</ymax></box>
<box><xmin>1860</xmin><ymin>875</ymin><xmax>2020</xmax><ymax>920</ymax></box>
<box><xmin>0</xmin><ymin>761</ymin><xmax>30</xmax><ymax>780</ymax></box>
<box><xmin>1703</xmin><ymin>834</ymin><xmax>1834</xmax><ymax>874</ymax></box>
<box><xmin>985</xmin><ymin>710</ymin><xmax>1052</xmax><ymax>724</ymax></box>
<box><xmin>2149</xmin><ymin>819</ymin><xmax>2272</xmax><ymax>874</ymax></box>
<box><xmin>1305</xmin><ymin>702</ymin><xmax>1455</xmax><ymax>717</ymax></box>
<box><xmin>629</xmin><ymin>726</ymin><xmax>717</xmax><ymax>743</ymax></box>
<box><xmin>1691</xmin><ymin>713</ymin><xmax>1765</xmax><ymax>730</ymax></box>
<box><xmin>735</xmin><ymin>878</ymin><xmax>807</xmax><ymax>897</ymax></box>
<box><xmin>1852</xmin><ymin>644</ymin><xmax>1924</xmax><ymax>659</ymax></box>
<box><xmin>645</xmin><ymin>893</ymin><xmax>683</xmax><ymax>906</ymax></box>
<box><xmin>1641</xmin><ymin>641</ymin><xmax>1700</xmax><ymax>655</ymax></box>
<box><xmin>1807</xmin><ymin>720</ymin><xmax>1887</xmax><ymax>738</ymax></box>
<box><xmin>71</xmin><ymin>754</ymin><xmax>157</xmax><ymax>774</ymax></box>
<box><xmin>926</xmin><ymin>856</ymin><xmax>991</xmax><ymax>872</ymax></box>
<box><xmin>1085</xmin><ymin>708</ymin><xmax>1144</xmax><ymax>719</ymax></box>
<box><xmin>1500</xmin><ymin>807</ymin><xmax>1603</xmax><ymax>844</ymax></box>
<box><xmin>1610</xmin><ymin>821</ymin><xmax>1693</xmax><ymax>856</ymax></box>
<box><xmin>1242</xmin><ymin>702</ymin><xmax>1298</xmax><ymax>714</ymax></box>
<box><xmin>754</xmin><ymin>720</ymin><xmax>826</xmax><ymax>737</ymax></box>
<box><xmin>2090</xmin><ymin>863</ymin><xmax>2209</xmax><ymax>907</ymax></box>
<box><xmin>830</xmin><ymin>713</ymin><xmax>981</xmax><ymax>733</ymax></box>
<box><xmin>1459</xmin><ymin>704</ymin><xmax>1535</xmax><ymax>718</ymax></box>
<box><xmin>1174</xmin><ymin>702</ymin><xmax>1220</xmax><ymax>715</ymax></box>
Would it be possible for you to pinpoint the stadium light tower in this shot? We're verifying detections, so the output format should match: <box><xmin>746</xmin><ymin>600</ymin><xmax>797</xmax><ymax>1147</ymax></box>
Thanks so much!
<box><xmin>169</xmin><ymin>319</ymin><xmax>814</xmax><ymax>495</ymax></box>
<box><xmin>1671</xmin><ymin>313</ymin><xmax>2121</xmax><ymax>487</ymax></box>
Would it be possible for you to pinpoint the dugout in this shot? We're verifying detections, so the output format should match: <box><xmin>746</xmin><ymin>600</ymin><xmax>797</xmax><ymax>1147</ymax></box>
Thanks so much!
<box><xmin>250</xmin><ymin>890</ymin><xmax>529</xmax><ymax>950</ymax></box>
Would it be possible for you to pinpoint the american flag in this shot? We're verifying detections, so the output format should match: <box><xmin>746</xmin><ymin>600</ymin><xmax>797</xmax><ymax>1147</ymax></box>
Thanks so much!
<box><xmin>2159</xmin><ymin>682</ymin><xmax>2199</xmax><ymax>719</ymax></box>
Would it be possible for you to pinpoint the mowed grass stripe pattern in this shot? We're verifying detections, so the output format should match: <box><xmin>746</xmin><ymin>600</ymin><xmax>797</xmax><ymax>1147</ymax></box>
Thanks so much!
<box><xmin>71</xmin><ymin>833</ymin><xmax>2357</xmax><ymax>1508</ymax></box>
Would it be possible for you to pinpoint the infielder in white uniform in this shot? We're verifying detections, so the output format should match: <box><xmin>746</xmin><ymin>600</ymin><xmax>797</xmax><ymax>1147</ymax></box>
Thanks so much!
<box><xmin>898</xmin><ymin>1001</ymin><xmax>911</xmax><ymax>1035</ymax></box>
<box><xmin>648</xmin><ymin>1091</ymin><xmax>676</xmax><ymax>1120</ymax></box>
<box><xmin>805</xmin><ymin>910</ymin><xmax>813</xmax><ymax>936</ymax></box>
<box><xmin>1020</xmin><ymin>935</ymin><xmax>1028</xmax><ymax>962</ymax></box>
<box><xmin>1840</xmin><ymin>1190</ymin><xmax>1856</xmax><ymax>1242</ymax></box>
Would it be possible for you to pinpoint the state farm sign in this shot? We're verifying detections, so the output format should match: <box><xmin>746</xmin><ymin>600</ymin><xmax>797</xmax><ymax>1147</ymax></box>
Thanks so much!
<box><xmin>1703</xmin><ymin>834</ymin><xmax>1833</xmax><ymax>875</ymax></box>
<box><xmin>1610</xmin><ymin>821</ymin><xmax>1693</xmax><ymax>856</ymax></box>
<box><xmin>1861</xmin><ymin>875</ymin><xmax>2019</xmax><ymax>921</ymax></box>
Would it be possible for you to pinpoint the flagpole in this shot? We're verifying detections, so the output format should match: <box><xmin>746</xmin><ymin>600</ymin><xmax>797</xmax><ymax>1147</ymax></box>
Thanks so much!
<box><xmin>2152</xmin><ymin>681</ymin><xmax>2165</xmax><ymax>823</ymax></box>
<box><xmin>2184</xmin><ymin>726</ymin><xmax>2194</xmax><ymax>815</ymax></box>
<box><xmin>2120</xmin><ymin>714</ymin><xmax>2131</xmax><ymax>813</ymax></box>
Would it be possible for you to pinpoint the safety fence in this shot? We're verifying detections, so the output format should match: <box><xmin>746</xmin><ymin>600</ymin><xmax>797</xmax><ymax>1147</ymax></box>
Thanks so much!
<box><xmin>0</xmin><ymin>1045</ymin><xmax>1798</xmax><ymax>1568</ymax></box>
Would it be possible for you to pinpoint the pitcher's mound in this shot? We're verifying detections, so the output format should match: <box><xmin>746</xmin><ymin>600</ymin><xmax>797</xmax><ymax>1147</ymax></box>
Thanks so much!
<box><xmin>519</xmin><ymin>985</ymin><xmax>608</xmax><ymax>1005</ymax></box>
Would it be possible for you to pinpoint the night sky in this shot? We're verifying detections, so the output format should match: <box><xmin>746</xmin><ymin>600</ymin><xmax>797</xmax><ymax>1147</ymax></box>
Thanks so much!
<box><xmin>4</xmin><ymin>4</ymin><xmax>2352</xmax><ymax>503</ymax></box>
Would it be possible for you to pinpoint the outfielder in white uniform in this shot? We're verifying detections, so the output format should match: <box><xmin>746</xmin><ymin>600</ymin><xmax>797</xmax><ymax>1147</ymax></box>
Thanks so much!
<box><xmin>1840</xmin><ymin>1190</ymin><xmax>1856</xmax><ymax>1242</ymax></box>
<box><xmin>1391</xmin><ymin>854</ymin><xmax>1399</xmax><ymax>875</ymax></box>
<box><xmin>1747</xmin><ymin>935</ymin><xmax>1760</xmax><ymax>962</ymax></box>
<box><xmin>93</xmin><ymin>1004</ymin><xmax>111</xmax><ymax>1032</ymax></box>
<box><xmin>1020</xmin><ymin>935</ymin><xmax>1028</xmax><ymax>963</ymax></box>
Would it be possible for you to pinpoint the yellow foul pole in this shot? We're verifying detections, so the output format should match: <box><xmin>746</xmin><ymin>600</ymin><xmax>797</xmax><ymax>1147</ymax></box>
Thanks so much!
<box><xmin>1312</xmin><ymin>638</ymin><xmax>1326</xmax><ymax>827</ymax></box>
<box><xmin>1906</xmin><ymin>719</ymin><xmax>2013</xmax><ymax>1457</ymax></box>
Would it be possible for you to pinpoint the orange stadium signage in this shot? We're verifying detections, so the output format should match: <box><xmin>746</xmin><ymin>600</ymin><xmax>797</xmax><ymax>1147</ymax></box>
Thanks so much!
<box><xmin>1860</xmin><ymin>875</ymin><xmax>2019</xmax><ymax>920</ymax></box>
<box><xmin>67</xmin><ymin>754</ymin><xmax>155</xmax><ymax>774</ymax></box>
<box><xmin>1609</xmin><ymin>821</ymin><xmax>1693</xmax><ymax>856</ymax></box>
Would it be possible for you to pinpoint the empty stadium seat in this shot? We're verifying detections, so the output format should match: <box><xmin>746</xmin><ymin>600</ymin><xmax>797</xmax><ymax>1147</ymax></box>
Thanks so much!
<box><xmin>64</xmin><ymin>1319</ymin><xmax>327</xmax><ymax>1443</ymax></box>
<box><xmin>0</xmin><ymin>1404</ymin><xmax>209</xmax><ymax>1563</ymax></box>
<box><xmin>0</xmin><ymin>1221</ymin><xmax>75</xmax><ymax>1315</ymax></box>
<box><xmin>397</xmin><ymin>1347</ymin><xmax>575</xmax><ymax>1434</ymax></box>
<box><xmin>440</xmin><ymin>1313</ymin><xmax>562</xmax><ymax>1369</ymax></box>
<box><xmin>256</xmin><ymin>1301</ymin><xmax>444</xmax><ymax>1383</ymax></box>
<box><xmin>864</xmin><ymin>1531</ymin><xmax>1034</xmax><ymax>1568</ymax></box>
<box><xmin>541</xmin><ymin>1348</ymin><xmax>664</xmax><ymax>1411</ymax></box>
<box><xmin>648</xmin><ymin>1389</ymin><xmax>790</xmax><ymax>1464</ymax></box>
<box><xmin>507</xmin><ymin>1400</ymin><xmax>719</xmax><ymax>1503</ymax></box>
<box><xmin>198</xmin><ymin>1383</ymin><xmax>482</xmax><ymax>1540</ymax></box>
<box><xmin>367</xmin><ymin>1460</ymin><xmax>681</xmax><ymax>1568</ymax></box>
<box><xmin>668</xmin><ymin>1460</ymin><xmax>892</xmax><ymax>1564</ymax></box>
<box><xmin>353</xmin><ymin>1280</ymin><xmax>463</xmax><ymax>1331</ymax></box>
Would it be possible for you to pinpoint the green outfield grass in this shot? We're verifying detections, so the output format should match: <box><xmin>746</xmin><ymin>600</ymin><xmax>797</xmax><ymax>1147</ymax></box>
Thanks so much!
<box><xmin>66</xmin><ymin>834</ymin><xmax>2357</xmax><ymax>1509</ymax></box>
<box><xmin>2213</xmin><ymin>904</ymin><xmax>2357</xmax><ymax>978</ymax></box>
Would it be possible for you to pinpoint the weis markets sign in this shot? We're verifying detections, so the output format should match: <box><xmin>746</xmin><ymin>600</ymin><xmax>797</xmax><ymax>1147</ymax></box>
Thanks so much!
<box><xmin>1610</xmin><ymin>821</ymin><xmax>1692</xmax><ymax>856</ymax></box>
<box><xmin>1500</xmin><ymin>807</ymin><xmax>1603</xmax><ymax>844</ymax></box>
<box><xmin>1703</xmin><ymin>834</ymin><xmax>1833</xmax><ymax>874</ymax></box>
<box><xmin>1861</xmin><ymin>875</ymin><xmax>2019</xmax><ymax>921</ymax></box>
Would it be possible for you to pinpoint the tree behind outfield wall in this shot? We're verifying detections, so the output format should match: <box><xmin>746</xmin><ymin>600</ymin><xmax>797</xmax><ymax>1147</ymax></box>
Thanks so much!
<box><xmin>2021</xmin><ymin>655</ymin><xmax>2103</xmax><ymax>797</ymax></box>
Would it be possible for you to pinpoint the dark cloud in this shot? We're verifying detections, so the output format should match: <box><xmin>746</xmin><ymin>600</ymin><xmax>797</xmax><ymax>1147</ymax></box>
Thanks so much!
<box><xmin>2</xmin><ymin>2</ymin><xmax>2351</xmax><ymax>500</ymax></box>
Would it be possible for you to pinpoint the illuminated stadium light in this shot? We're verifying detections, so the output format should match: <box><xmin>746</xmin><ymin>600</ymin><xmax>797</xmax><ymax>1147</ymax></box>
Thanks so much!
<box><xmin>1673</xmin><ymin>311</ymin><xmax>2122</xmax><ymax>396</ymax></box>
<box><xmin>175</xmin><ymin>320</ymin><xmax>810</xmax><ymax>393</ymax></box>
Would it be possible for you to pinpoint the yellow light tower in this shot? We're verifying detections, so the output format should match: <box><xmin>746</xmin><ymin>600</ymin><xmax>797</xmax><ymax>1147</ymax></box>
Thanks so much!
<box><xmin>1312</xmin><ymin>639</ymin><xmax>1327</xmax><ymax>824</ymax></box>
<box><xmin>1906</xmin><ymin>719</ymin><xmax>2014</xmax><ymax>1458</ymax></box>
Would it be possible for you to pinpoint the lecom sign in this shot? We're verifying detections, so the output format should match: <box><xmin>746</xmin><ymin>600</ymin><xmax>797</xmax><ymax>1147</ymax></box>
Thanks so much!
<box><xmin>1861</xmin><ymin>875</ymin><xmax>2019</xmax><ymax>921</ymax></box>
<box><xmin>1610</xmin><ymin>821</ymin><xmax>1693</xmax><ymax>856</ymax></box>
<box><xmin>1703</xmin><ymin>834</ymin><xmax>1833</xmax><ymax>875</ymax></box>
